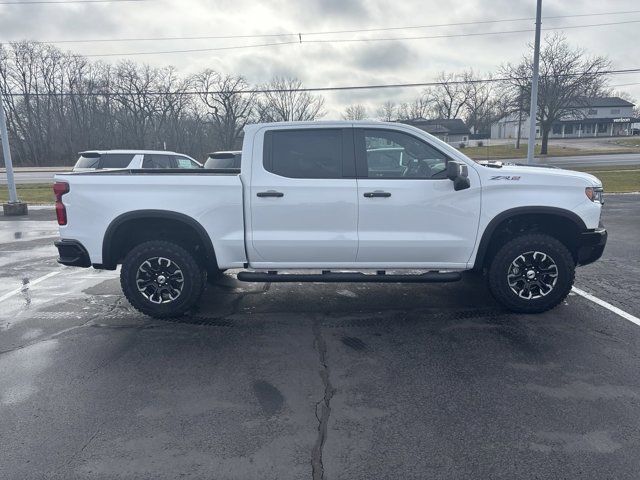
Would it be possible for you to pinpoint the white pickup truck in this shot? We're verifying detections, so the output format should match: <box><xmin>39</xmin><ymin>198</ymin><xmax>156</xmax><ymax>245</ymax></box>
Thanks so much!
<box><xmin>54</xmin><ymin>121</ymin><xmax>607</xmax><ymax>318</ymax></box>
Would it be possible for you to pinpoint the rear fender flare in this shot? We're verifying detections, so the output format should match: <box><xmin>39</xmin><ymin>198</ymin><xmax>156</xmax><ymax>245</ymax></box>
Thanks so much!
<box><xmin>102</xmin><ymin>210</ymin><xmax>217</xmax><ymax>270</ymax></box>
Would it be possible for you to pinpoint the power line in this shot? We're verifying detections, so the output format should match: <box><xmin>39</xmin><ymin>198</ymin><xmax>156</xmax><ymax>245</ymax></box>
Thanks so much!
<box><xmin>76</xmin><ymin>19</ymin><xmax>640</xmax><ymax>57</ymax></box>
<box><xmin>307</xmin><ymin>20</ymin><xmax>640</xmax><ymax>44</ymax></box>
<box><xmin>6</xmin><ymin>9</ymin><xmax>640</xmax><ymax>44</ymax></box>
<box><xmin>0</xmin><ymin>0</ymin><xmax>147</xmax><ymax>4</ymax></box>
<box><xmin>301</xmin><ymin>10</ymin><xmax>640</xmax><ymax>36</ymax></box>
<box><xmin>3</xmin><ymin>67</ymin><xmax>640</xmax><ymax>97</ymax></box>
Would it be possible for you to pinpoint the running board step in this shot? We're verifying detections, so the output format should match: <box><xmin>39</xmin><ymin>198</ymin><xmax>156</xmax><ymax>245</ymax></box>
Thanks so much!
<box><xmin>236</xmin><ymin>271</ymin><xmax>462</xmax><ymax>283</ymax></box>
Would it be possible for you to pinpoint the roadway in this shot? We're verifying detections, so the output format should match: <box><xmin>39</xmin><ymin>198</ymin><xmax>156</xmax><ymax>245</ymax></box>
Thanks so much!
<box><xmin>0</xmin><ymin>167</ymin><xmax>70</xmax><ymax>185</ymax></box>
<box><xmin>504</xmin><ymin>152</ymin><xmax>640</xmax><ymax>168</ymax></box>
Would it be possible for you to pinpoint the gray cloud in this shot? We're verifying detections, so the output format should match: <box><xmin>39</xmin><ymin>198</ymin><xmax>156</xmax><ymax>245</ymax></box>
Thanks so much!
<box><xmin>351</xmin><ymin>41</ymin><xmax>415</xmax><ymax>70</ymax></box>
<box><xmin>278</xmin><ymin>0</ymin><xmax>371</xmax><ymax>23</ymax></box>
<box><xmin>1</xmin><ymin>0</ymin><xmax>638</xmax><ymax>117</ymax></box>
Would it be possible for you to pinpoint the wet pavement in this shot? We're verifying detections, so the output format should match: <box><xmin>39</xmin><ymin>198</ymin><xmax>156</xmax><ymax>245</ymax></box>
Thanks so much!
<box><xmin>0</xmin><ymin>197</ymin><xmax>639</xmax><ymax>479</ymax></box>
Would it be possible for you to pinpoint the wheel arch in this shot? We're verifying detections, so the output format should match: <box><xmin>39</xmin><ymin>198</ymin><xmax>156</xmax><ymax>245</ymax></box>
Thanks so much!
<box><xmin>102</xmin><ymin>210</ymin><xmax>218</xmax><ymax>272</ymax></box>
<box><xmin>473</xmin><ymin>206</ymin><xmax>587</xmax><ymax>270</ymax></box>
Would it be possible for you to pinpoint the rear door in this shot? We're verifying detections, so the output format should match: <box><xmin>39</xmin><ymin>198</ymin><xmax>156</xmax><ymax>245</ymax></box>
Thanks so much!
<box><xmin>248</xmin><ymin>127</ymin><xmax>358</xmax><ymax>266</ymax></box>
<box><xmin>354</xmin><ymin>127</ymin><xmax>481</xmax><ymax>267</ymax></box>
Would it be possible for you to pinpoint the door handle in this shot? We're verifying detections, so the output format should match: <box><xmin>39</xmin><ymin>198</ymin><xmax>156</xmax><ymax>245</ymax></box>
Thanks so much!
<box><xmin>363</xmin><ymin>191</ymin><xmax>391</xmax><ymax>198</ymax></box>
<box><xmin>257</xmin><ymin>190</ymin><xmax>284</xmax><ymax>198</ymax></box>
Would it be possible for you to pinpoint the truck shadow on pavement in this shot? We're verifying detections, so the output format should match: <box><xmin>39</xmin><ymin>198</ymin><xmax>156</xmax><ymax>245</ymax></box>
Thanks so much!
<box><xmin>126</xmin><ymin>271</ymin><xmax>545</xmax><ymax>361</ymax></box>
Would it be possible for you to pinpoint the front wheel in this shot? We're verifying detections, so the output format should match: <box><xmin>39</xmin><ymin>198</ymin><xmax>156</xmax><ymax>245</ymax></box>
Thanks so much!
<box><xmin>488</xmin><ymin>233</ymin><xmax>575</xmax><ymax>313</ymax></box>
<box><xmin>121</xmin><ymin>240</ymin><xmax>205</xmax><ymax>318</ymax></box>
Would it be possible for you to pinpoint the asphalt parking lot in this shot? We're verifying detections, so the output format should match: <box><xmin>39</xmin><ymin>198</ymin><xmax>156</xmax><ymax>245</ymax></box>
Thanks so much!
<box><xmin>1</xmin><ymin>196</ymin><xmax>639</xmax><ymax>480</ymax></box>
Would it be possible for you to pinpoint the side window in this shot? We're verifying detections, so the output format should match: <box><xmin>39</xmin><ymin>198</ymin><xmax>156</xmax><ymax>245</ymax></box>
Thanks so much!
<box><xmin>265</xmin><ymin>129</ymin><xmax>342</xmax><ymax>179</ymax></box>
<box><xmin>175</xmin><ymin>156</ymin><xmax>199</xmax><ymax>169</ymax></box>
<box><xmin>100</xmin><ymin>154</ymin><xmax>135</xmax><ymax>169</ymax></box>
<box><xmin>360</xmin><ymin>129</ymin><xmax>448</xmax><ymax>179</ymax></box>
<box><xmin>143</xmin><ymin>154</ymin><xmax>175</xmax><ymax>169</ymax></box>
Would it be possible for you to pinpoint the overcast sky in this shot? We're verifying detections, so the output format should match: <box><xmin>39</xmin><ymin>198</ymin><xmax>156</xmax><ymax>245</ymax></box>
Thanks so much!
<box><xmin>1</xmin><ymin>0</ymin><xmax>639</xmax><ymax>118</ymax></box>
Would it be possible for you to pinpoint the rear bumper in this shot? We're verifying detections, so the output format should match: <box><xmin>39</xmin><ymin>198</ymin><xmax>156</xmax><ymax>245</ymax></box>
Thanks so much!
<box><xmin>577</xmin><ymin>228</ymin><xmax>607</xmax><ymax>266</ymax></box>
<box><xmin>54</xmin><ymin>239</ymin><xmax>91</xmax><ymax>268</ymax></box>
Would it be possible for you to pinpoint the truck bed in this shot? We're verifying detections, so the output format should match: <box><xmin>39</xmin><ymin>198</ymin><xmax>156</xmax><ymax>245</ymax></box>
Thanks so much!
<box><xmin>55</xmin><ymin>169</ymin><xmax>247</xmax><ymax>268</ymax></box>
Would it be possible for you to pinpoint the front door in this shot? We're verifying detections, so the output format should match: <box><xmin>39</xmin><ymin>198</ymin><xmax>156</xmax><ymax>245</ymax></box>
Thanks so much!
<box><xmin>249</xmin><ymin>127</ymin><xmax>358</xmax><ymax>267</ymax></box>
<box><xmin>354</xmin><ymin>127</ymin><xmax>481</xmax><ymax>268</ymax></box>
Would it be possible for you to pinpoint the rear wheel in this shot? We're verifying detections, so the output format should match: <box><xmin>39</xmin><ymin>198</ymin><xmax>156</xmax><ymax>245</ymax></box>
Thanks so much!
<box><xmin>488</xmin><ymin>233</ymin><xmax>575</xmax><ymax>313</ymax></box>
<box><xmin>121</xmin><ymin>240</ymin><xmax>205</xmax><ymax>318</ymax></box>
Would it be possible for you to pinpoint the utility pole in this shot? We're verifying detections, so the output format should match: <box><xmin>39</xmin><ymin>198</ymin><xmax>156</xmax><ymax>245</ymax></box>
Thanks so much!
<box><xmin>516</xmin><ymin>86</ymin><xmax>524</xmax><ymax>149</ymax></box>
<box><xmin>526</xmin><ymin>0</ymin><xmax>542</xmax><ymax>164</ymax></box>
<box><xmin>0</xmin><ymin>92</ymin><xmax>27</xmax><ymax>216</ymax></box>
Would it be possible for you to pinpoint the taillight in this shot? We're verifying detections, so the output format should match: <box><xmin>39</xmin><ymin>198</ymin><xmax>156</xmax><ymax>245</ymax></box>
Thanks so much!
<box><xmin>53</xmin><ymin>182</ymin><xmax>69</xmax><ymax>225</ymax></box>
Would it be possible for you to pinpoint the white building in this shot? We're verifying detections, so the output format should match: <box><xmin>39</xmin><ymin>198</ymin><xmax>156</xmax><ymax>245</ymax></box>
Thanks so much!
<box><xmin>491</xmin><ymin>97</ymin><xmax>637</xmax><ymax>140</ymax></box>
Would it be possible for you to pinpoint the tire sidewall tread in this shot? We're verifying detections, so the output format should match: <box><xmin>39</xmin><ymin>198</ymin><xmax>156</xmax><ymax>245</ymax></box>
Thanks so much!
<box><xmin>488</xmin><ymin>233</ymin><xmax>575</xmax><ymax>314</ymax></box>
<box><xmin>120</xmin><ymin>240</ymin><xmax>205</xmax><ymax>318</ymax></box>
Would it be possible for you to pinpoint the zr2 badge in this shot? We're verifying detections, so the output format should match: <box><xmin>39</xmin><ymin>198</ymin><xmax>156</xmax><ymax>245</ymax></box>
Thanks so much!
<box><xmin>490</xmin><ymin>176</ymin><xmax>521</xmax><ymax>181</ymax></box>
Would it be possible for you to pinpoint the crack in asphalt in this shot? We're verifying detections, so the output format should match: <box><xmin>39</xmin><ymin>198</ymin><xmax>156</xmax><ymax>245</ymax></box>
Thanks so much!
<box><xmin>311</xmin><ymin>319</ymin><xmax>335</xmax><ymax>480</ymax></box>
<box><xmin>62</xmin><ymin>420</ymin><xmax>106</xmax><ymax>469</ymax></box>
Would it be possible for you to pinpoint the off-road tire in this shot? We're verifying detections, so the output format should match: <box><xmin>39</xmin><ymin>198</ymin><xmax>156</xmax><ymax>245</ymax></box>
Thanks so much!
<box><xmin>121</xmin><ymin>240</ymin><xmax>205</xmax><ymax>318</ymax></box>
<box><xmin>488</xmin><ymin>233</ymin><xmax>575</xmax><ymax>313</ymax></box>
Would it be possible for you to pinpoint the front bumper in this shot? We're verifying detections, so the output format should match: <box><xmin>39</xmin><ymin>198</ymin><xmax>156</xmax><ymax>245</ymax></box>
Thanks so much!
<box><xmin>576</xmin><ymin>228</ymin><xmax>607</xmax><ymax>266</ymax></box>
<box><xmin>54</xmin><ymin>239</ymin><xmax>91</xmax><ymax>268</ymax></box>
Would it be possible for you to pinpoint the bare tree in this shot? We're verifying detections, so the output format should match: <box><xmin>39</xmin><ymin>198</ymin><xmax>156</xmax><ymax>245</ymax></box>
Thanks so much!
<box><xmin>501</xmin><ymin>33</ymin><xmax>610</xmax><ymax>154</ymax></box>
<box><xmin>257</xmin><ymin>77</ymin><xmax>325</xmax><ymax>122</ymax></box>
<box><xmin>342</xmin><ymin>104</ymin><xmax>367</xmax><ymax>120</ymax></box>
<box><xmin>397</xmin><ymin>94</ymin><xmax>433</xmax><ymax>120</ymax></box>
<box><xmin>376</xmin><ymin>100</ymin><xmax>397</xmax><ymax>121</ymax></box>
<box><xmin>461</xmin><ymin>70</ymin><xmax>498</xmax><ymax>135</ymax></box>
<box><xmin>110</xmin><ymin>61</ymin><xmax>169</xmax><ymax>148</ymax></box>
<box><xmin>0</xmin><ymin>42</ymin><xmax>218</xmax><ymax>165</ymax></box>
<box><xmin>192</xmin><ymin>70</ymin><xmax>255</xmax><ymax>150</ymax></box>
<box><xmin>427</xmin><ymin>72</ymin><xmax>470</xmax><ymax>120</ymax></box>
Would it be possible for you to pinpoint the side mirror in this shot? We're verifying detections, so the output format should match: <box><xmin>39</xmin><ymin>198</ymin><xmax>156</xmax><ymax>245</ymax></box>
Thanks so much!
<box><xmin>446</xmin><ymin>161</ymin><xmax>470</xmax><ymax>191</ymax></box>
<box><xmin>446</xmin><ymin>161</ymin><xmax>463</xmax><ymax>180</ymax></box>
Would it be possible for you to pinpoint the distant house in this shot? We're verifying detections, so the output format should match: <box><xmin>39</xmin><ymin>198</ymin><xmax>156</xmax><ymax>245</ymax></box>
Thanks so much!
<box><xmin>491</xmin><ymin>96</ymin><xmax>637</xmax><ymax>140</ymax></box>
<box><xmin>399</xmin><ymin>118</ymin><xmax>471</xmax><ymax>145</ymax></box>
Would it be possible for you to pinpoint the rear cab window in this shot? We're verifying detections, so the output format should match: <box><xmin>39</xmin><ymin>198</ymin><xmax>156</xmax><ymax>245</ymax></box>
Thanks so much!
<box><xmin>264</xmin><ymin>129</ymin><xmax>354</xmax><ymax>179</ymax></box>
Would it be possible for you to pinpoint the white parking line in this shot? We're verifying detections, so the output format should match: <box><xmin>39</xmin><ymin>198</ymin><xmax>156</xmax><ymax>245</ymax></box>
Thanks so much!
<box><xmin>0</xmin><ymin>271</ymin><xmax>61</xmax><ymax>303</ymax></box>
<box><xmin>572</xmin><ymin>286</ymin><xmax>640</xmax><ymax>327</ymax></box>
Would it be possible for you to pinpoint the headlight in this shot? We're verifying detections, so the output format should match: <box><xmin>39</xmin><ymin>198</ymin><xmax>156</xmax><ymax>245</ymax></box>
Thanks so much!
<box><xmin>585</xmin><ymin>186</ymin><xmax>604</xmax><ymax>204</ymax></box>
